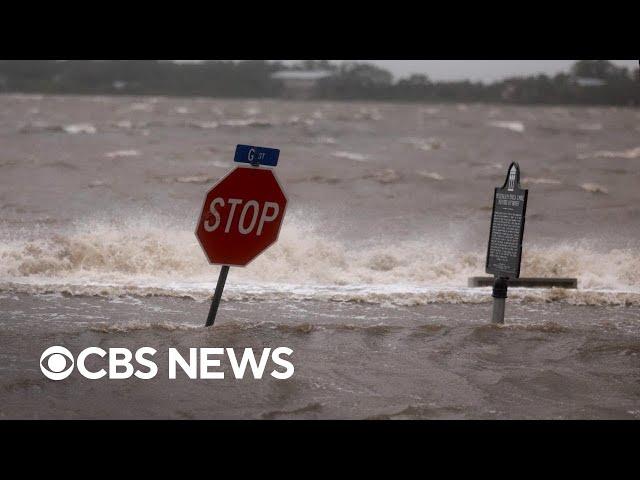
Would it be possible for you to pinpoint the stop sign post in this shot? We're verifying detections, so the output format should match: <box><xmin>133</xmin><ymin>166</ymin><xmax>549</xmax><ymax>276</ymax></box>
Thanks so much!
<box><xmin>195</xmin><ymin>145</ymin><xmax>287</xmax><ymax>327</ymax></box>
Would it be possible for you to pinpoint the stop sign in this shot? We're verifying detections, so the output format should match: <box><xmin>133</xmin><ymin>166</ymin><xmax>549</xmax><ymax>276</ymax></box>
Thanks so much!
<box><xmin>195</xmin><ymin>166</ymin><xmax>288</xmax><ymax>266</ymax></box>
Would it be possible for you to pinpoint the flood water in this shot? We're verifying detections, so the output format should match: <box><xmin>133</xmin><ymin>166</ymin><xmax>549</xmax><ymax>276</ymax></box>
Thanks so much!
<box><xmin>1</xmin><ymin>94</ymin><xmax>639</xmax><ymax>418</ymax></box>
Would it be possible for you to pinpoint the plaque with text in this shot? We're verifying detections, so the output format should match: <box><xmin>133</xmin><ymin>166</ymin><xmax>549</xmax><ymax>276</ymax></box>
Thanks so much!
<box><xmin>486</xmin><ymin>162</ymin><xmax>528</xmax><ymax>278</ymax></box>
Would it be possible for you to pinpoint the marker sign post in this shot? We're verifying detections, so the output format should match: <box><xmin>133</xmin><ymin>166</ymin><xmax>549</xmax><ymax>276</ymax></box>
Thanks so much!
<box><xmin>195</xmin><ymin>145</ymin><xmax>287</xmax><ymax>327</ymax></box>
<box><xmin>485</xmin><ymin>162</ymin><xmax>528</xmax><ymax>324</ymax></box>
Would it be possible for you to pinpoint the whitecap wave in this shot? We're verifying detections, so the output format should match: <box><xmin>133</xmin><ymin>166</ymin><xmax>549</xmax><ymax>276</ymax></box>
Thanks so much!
<box><xmin>63</xmin><ymin>123</ymin><xmax>97</xmax><ymax>134</ymax></box>
<box><xmin>522</xmin><ymin>177</ymin><xmax>562</xmax><ymax>185</ymax></box>
<box><xmin>105</xmin><ymin>150</ymin><xmax>140</xmax><ymax>159</ymax></box>
<box><xmin>488</xmin><ymin>121</ymin><xmax>525</xmax><ymax>133</ymax></box>
<box><xmin>332</xmin><ymin>151</ymin><xmax>369</xmax><ymax>162</ymax></box>
<box><xmin>578</xmin><ymin>147</ymin><xmax>640</xmax><ymax>160</ymax></box>
<box><xmin>2</xmin><ymin>217</ymin><xmax>640</xmax><ymax>305</ymax></box>
<box><xmin>580</xmin><ymin>183</ymin><xmax>608</xmax><ymax>194</ymax></box>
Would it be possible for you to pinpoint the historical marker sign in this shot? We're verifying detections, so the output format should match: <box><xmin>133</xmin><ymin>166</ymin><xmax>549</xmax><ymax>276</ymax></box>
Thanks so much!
<box><xmin>485</xmin><ymin>162</ymin><xmax>528</xmax><ymax>279</ymax></box>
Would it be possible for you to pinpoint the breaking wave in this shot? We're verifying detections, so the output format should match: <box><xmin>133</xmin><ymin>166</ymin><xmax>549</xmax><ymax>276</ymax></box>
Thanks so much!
<box><xmin>580</xmin><ymin>183</ymin><xmax>609</xmax><ymax>194</ymax></box>
<box><xmin>332</xmin><ymin>151</ymin><xmax>369</xmax><ymax>162</ymax></box>
<box><xmin>2</xmin><ymin>216</ymin><xmax>640</xmax><ymax>305</ymax></box>
<box><xmin>578</xmin><ymin>146</ymin><xmax>640</xmax><ymax>160</ymax></box>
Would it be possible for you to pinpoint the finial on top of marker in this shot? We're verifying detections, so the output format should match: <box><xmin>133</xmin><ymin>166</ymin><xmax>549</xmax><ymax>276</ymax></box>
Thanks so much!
<box><xmin>504</xmin><ymin>161</ymin><xmax>521</xmax><ymax>191</ymax></box>
<box><xmin>234</xmin><ymin>144</ymin><xmax>280</xmax><ymax>168</ymax></box>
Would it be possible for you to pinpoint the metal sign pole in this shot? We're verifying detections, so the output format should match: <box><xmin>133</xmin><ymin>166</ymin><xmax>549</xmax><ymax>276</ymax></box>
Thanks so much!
<box><xmin>205</xmin><ymin>265</ymin><xmax>230</xmax><ymax>327</ymax></box>
<box><xmin>491</xmin><ymin>276</ymin><xmax>508</xmax><ymax>324</ymax></box>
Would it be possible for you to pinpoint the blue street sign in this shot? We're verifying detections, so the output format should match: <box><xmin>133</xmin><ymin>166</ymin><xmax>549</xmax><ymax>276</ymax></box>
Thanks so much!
<box><xmin>234</xmin><ymin>144</ymin><xmax>280</xmax><ymax>167</ymax></box>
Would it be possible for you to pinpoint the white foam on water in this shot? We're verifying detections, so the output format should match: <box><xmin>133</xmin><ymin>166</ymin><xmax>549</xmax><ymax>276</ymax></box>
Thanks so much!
<box><xmin>124</xmin><ymin>102</ymin><xmax>154</xmax><ymax>113</ymax></box>
<box><xmin>88</xmin><ymin>180</ymin><xmax>108</xmax><ymax>188</ymax></box>
<box><xmin>400</xmin><ymin>137</ymin><xmax>443</xmax><ymax>151</ymax></box>
<box><xmin>420</xmin><ymin>107</ymin><xmax>440</xmax><ymax>115</ymax></box>
<box><xmin>417</xmin><ymin>171</ymin><xmax>444</xmax><ymax>181</ymax></box>
<box><xmin>354</xmin><ymin>108</ymin><xmax>383</xmax><ymax>121</ymax></box>
<box><xmin>314</xmin><ymin>136</ymin><xmax>336</xmax><ymax>145</ymax></box>
<box><xmin>488</xmin><ymin>121</ymin><xmax>525</xmax><ymax>133</ymax></box>
<box><xmin>207</xmin><ymin>160</ymin><xmax>232</xmax><ymax>169</ymax></box>
<box><xmin>244</xmin><ymin>107</ymin><xmax>261</xmax><ymax>116</ymax></box>
<box><xmin>332</xmin><ymin>151</ymin><xmax>369</xmax><ymax>162</ymax></box>
<box><xmin>63</xmin><ymin>123</ymin><xmax>96</xmax><ymax>134</ymax></box>
<box><xmin>6</xmin><ymin>94</ymin><xmax>45</xmax><ymax>101</ymax></box>
<box><xmin>522</xmin><ymin>177</ymin><xmax>562</xmax><ymax>185</ymax></box>
<box><xmin>105</xmin><ymin>150</ymin><xmax>140</xmax><ymax>159</ymax></box>
<box><xmin>580</xmin><ymin>183</ymin><xmax>609</xmax><ymax>194</ymax></box>
<box><xmin>370</xmin><ymin>169</ymin><xmax>401</xmax><ymax>184</ymax></box>
<box><xmin>1</xmin><ymin>216</ymin><xmax>640</xmax><ymax>306</ymax></box>
<box><xmin>188</xmin><ymin>121</ymin><xmax>219</xmax><ymax>129</ymax></box>
<box><xmin>220</xmin><ymin>118</ymin><xmax>274</xmax><ymax>127</ymax></box>
<box><xmin>578</xmin><ymin>147</ymin><xmax>640</xmax><ymax>160</ymax></box>
<box><xmin>173</xmin><ymin>175</ymin><xmax>215</xmax><ymax>184</ymax></box>
<box><xmin>112</xmin><ymin>120</ymin><xmax>134</xmax><ymax>129</ymax></box>
<box><xmin>287</xmin><ymin>116</ymin><xmax>315</xmax><ymax>126</ymax></box>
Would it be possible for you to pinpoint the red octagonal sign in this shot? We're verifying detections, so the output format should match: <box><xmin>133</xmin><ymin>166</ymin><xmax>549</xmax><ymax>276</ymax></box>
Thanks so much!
<box><xmin>195</xmin><ymin>166</ymin><xmax>288</xmax><ymax>266</ymax></box>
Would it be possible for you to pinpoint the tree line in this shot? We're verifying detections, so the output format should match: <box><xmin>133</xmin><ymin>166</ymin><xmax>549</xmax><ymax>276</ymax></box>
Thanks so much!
<box><xmin>0</xmin><ymin>60</ymin><xmax>637</xmax><ymax>106</ymax></box>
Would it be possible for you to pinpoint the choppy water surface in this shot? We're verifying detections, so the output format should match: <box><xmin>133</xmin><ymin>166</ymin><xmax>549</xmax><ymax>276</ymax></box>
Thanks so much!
<box><xmin>0</xmin><ymin>95</ymin><xmax>639</xmax><ymax>418</ymax></box>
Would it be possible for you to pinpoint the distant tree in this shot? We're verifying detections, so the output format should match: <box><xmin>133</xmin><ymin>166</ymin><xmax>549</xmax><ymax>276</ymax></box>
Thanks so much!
<box><xmin>296</xmin><ymin>60</ymin><xmax>337</xmax><ymax>71</ymax></box>
<box><xmin>314</xmin><ymin>62</ymin><xmax>394</xmax><ymax>100</ymax></box>
<box><xmin>394</xmin><ymin>74</ymin><xmax>431</xmax><ymax>101</ymax></box>
<box><xmin>339</xmin><ymin>62</ymin><xmax>393</xmax><ymax>86</ymax></box>
<box><xmin>398</xmin><ymin>74</ymin><xmax>430</xmax><ymax>86</ymax></box>
<box><xmin>570</xmin><ymin>60</ymin><xmax>629</xmax><ymax>80</ymax></box>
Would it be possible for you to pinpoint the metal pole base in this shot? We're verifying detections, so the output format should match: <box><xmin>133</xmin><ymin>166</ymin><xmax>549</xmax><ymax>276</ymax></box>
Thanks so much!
<box><xmin>491</xmin><ymin>277</ymin><xmax>509</xmax><ymax>324</ymax></box>
<box><xmin>491</xmin><ymin>297</ymin><xmax>506</xmax><ymax>324</ymax></box>
<box><xmin>205</xmin><ymin>265</ymin><xmax>230</xmax><ymax>327</ymax></box>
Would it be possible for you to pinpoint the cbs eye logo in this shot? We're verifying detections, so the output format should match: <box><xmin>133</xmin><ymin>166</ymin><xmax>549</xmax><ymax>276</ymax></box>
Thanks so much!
<box><xmin>40</xmin><ymin>346</ymin><xmax>75</xmax><ymax>380</ymax></box>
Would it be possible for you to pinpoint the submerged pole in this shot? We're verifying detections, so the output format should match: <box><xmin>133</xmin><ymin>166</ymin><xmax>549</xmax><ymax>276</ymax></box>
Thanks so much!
<box><xmin>491</xmin><ymin>276</ymin><xmax>508</xmax><ymax>324</ymax></box>
<box><xmin>205</xmin><ymin>265</ymin><xmax>230</xmax><ymax>327</ymax></box>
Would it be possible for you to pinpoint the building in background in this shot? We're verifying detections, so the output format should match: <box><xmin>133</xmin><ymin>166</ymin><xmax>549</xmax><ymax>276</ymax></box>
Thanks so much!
<box><xmin>271</xmin><ymin>70</ymin><xmax>333</xmax><ymax>99</ymax></box>
<box><xmin>572</xmin><ymin>77</ymin><xmax>607</xmax><ymax>87</ymax></box>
